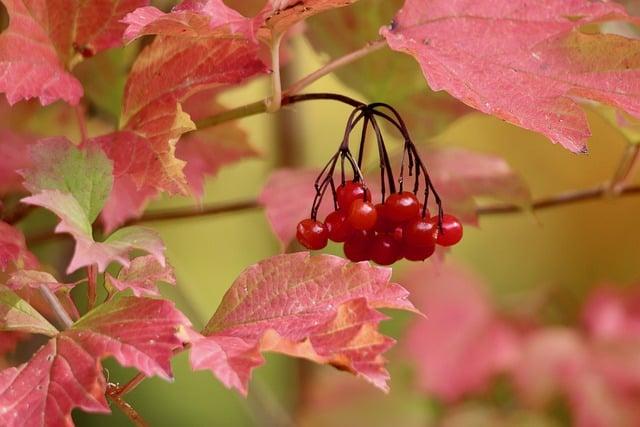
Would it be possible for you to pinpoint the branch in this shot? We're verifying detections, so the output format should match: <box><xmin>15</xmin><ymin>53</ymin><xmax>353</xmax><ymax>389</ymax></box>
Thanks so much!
<box><xmin>38</xmin><ymin>285</ymin><xmax>73</xmax><ymax>330</ymax></box>
<box><xmin>123</xmin><ymin>184</ymin><xmax>640</xmax><ymax>225</ymax></box>
<box><xmin>107</xmin><ymin>390</ymin><xmax>149</xmax><ymax>427</ymax></box>
<box><xmin>476</xmin><ymin>184</ymin><xmax>640</xmax><ymax>215</ymax></box>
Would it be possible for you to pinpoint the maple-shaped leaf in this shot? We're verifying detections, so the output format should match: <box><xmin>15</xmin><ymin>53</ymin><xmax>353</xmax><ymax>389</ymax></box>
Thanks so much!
<box><xmin>0</xmin><ymin>221</ymin><xmax>38</xmax><ymax>272</ymax></box>
<box><xmin>21</xmin><ymin>139</ymin><xmax>165</xmax><ymax>273</ymax></box>
<box><xmin>0</xmin><ymin>296</ymin><xmax>190</xmax><ymax>426</ymax></box>
<box><xmin>0</xmin><ymin>0</ymin><xmax>147</xmax><ymax>106</ymax></box>
<box><xmin>0</xmin><ymin>332</ymin><xmax>26</xmax><ymax>356</ymax></box>
<box><xmin>0</xmin><ymin>285</ymin><xmax>57</xmax><ymax>336</ymax></box>
<box><xmin>106</xmin><ymin>255</ymin><xmax>176</xmax><ymax>297</ymax></box>
<box><xmin>381</xmin><ymin>0</ymin><xmax>640</xmax><ymax>152</ymax></box>
<box><xmin>306</xmin><ymin>0</ymin><xmax>469</xmax><ymax>139</ymax></box>
<box><xmin>190</xmin><ymin>252</ymin><xmax>417</xmax><ymax>395</ymax></box>
<box><xmin>401</xmin><ymin>261</ymin><xmax>520</xmax><ymax>402</ymax></box>
<box><xmin>7</xmin><ymin>270</ymin><xmax>75</xmax><ymax>293</ymax></box>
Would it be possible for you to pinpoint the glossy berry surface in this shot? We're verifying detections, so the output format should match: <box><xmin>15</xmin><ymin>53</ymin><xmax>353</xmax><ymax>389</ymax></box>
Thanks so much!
<box><xmin>336</xmin><ymin>181</ymin><xmax>371</xmax><ymax>211</ymax></box>
<box><xmin>384</xmin><ymin>191</ymin><xmax>420</xmax><ymax>222</ymax></box>
<box><xmin>348</xmin><ymin>199</ymin><xmax>378</xmax><ymax>230</ymax></box>
<box><xmin>296</xmin><ymin>219</ymin><xmax>328</xmax><ymax>250</ymax></box>
<box><xmin>433</xmin><ymin>214</ymin><xmax>463</xmax><ymax>246</ymax></box>
<box><xmin>343</xmin><ymin>230</ymin><xmax>371</xmax><ymax>262</ymax></box>
<box><xmin>370</xmin><ymin>234</ymin><xmax>401</xmax><ymax>266</ymax></box>
<box><xmin>403</xmin><ymin>242</ymin><xmax>436</xmax><ymax>261</ymax></box>
<box><xmin>404</xmin><ymin>219</ymin><xmax>437</xmax><ymax>247</ymax></box>
<box><xmin>324</xmin><ymin>210</ymin><xmax>352</xmax><ymax>242</ymax></box>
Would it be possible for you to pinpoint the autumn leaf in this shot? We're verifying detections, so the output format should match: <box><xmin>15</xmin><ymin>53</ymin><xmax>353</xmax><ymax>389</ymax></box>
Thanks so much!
<box><xmin>381</xmin><ymin>0</ymin><xmax>640</xmax><ymax>152</ymax></box>
<box><xmin>400</xmin><ymin>261</ymin><xmax>520</xmax><ymax>402</ymax></box>
<box><xmin>0</xmin><ymin>285</ymin><xmax>57</xmax><ymax>336</ymax></box>
<box><xmin>0</xmin><ymin>130</ymin><xmax>34</xmax><ymax>195</ymax></box>
<box><xmin>106</xmin><ymin>255</ymin><xmax>176</xmax><ymax>297</ymax></box>
<box><xmin>0</xmin><ymin>297</ymin><xmax>190</xmax><ymax>426</ymax></box>
<box><xmin>0</xmin><ymin>221</ymin><xmax>38</xmax><ymax>272</ymax></box>
<box><xmin>0</xmin><ymin>332</ymin><xmax>26</xmax><ymax>356</ymax></box>
<box><xmin>306</xmin><ymin>0</ymin><xmax>469</xmax><ymax>138</ymax></box>
<box><xmin>21</xmin><ymin>138</ymin><xmax>165</xmax><ymax>273</ymax></box>
<box><xmin>0</xmin><ymin>0</ymin><xmax>147</xmax><ymax>106</ymax></box>
<box><xmin>190</xmin><ymin>252</ymin><xmax>417</xmax><ymax>395</ymax></box>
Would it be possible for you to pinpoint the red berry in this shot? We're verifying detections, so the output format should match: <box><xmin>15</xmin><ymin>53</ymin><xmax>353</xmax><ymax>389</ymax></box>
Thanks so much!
<box><xmin>373</xmin><ymin>203</ymin><xmax>393</xmax><ymax>233</ymax></box>
<box><xmin>385</xmin><ymin>192</ymin><xmax>420</xmax><ymax>222</ymax></box>
<box><xmin>324</xmin><ymin>210</ymin><xmax>352</xmax><ymax>242</ymax></box>
<box><xmin>370</xmin><ymin>234</ymin><xmax>401</xmax><ymax>266</ymax></box>
<box><xmin>432</xmin><ymin>214</ymin><xmax>463</xmax><ymax>246</ymax></box>
<box><xmin>348</xmin><ymin>199</ymin><xmax>378</xmax><ymax>230</ymax></box>
<box><xmin>343</xmin><ymin>230</ymin><xmax>372</xmax><ymax>262</ymax></box>
<box><xmin>403</xmin><ymin>242</ymin><xmax>436</xmax><ymax>261</ymax></box>
<box><xmin>336</xmin><ymin>181</ymin><xmax>371</xmax><ymax>211</ymax></box>
<box><xmin>296</xmin><ymin>219</ymin><xmax>328</xmax><ymax>250</ymax></box>
<box><xmin>404</xmin><ymin>219</ymin><xmax>437</xmax><ymax>247</ymax></box>
<box><xmin>390</xmin><ymin>225</ymin><xmax>404</xmax><ymax>242</ymax></box>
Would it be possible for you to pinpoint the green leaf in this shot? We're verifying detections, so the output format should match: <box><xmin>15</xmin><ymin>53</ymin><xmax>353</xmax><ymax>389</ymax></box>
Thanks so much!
<box><xmin>0</xmin><ymin>285</ymin><xmax>58</xmax><ymax>336</ymax></box>
<box><xmin>23</xmin><ymin>137</ymin><xmax>113</xmax><ymax>223</ymax></box>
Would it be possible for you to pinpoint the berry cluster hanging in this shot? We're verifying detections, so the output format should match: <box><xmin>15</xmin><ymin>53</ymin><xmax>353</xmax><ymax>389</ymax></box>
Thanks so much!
<box><xmin>296</xmin><ymin>102</ymin><xmax>463</xmax><ymax>265</ymax></box>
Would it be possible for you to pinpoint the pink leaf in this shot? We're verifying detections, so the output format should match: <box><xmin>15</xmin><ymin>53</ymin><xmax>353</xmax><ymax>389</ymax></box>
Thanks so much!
<box><xmin>0</xmin><ymin>130</ymin><xmax>34</xmax><ymax>196</ymax></box>
<box><xmin>0</xmin><ymin>221</ymin><xmax>38</xmax><ymax>272</ymax></box>
<box><xmin>106</xmin><ymin>255</ymin><xmax>176</xmax><ymax>297</ymax></box>
<box><xmin>401</xmin><ymin>261</ymin><xmax>520</xmax><ymax>402</ymax></box>
<box><xmin>381</xmin><ymin>0</ymin><xmax>640</xmax><ymax>152</ymax></box>
<box><xmin>0</xmin><ymin>285</ymin><xmax>57</xmax><ymax>336</ymax></box>
<box><xmin>0</xmin><ymin>297</ymin><xmax>190</xmax><ymax>426</ymax></box>
<box><xmin>0</xmin><ymin>0</ymin><xmax>147</xmax><ymax>106</ymax></box>
<box><xmin>190</xmin><ymin>252</ymin><xmax>417</xmax><ymax>395</ymax></box>
<box><xmin>100</xmin><ymin>175</ymin><xmax>159</xmax><ymax>234</ymax></box>
<box><xmin>7</xmin><ymin>270</ymin><xmax>75</xmax><ymax>293</ymax></box>
<box><xmin>22</xmin><ymin>190</ymin><xmax>165</xmax><ymax>273</ymax></box>
<box><xmin>0</xmin><ymin>332</ymin><xmax>26</xmax><ymax>356</ymax></box>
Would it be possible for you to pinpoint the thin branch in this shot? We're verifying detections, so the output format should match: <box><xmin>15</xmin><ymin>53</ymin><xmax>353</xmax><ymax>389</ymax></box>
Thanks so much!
<box><xmin>107</xmin><ymin>391</ymin><xmax>149</xmax><ymax>427</ymax></box>
<box><xmin>110</xmin><ymin>373</ymin><xmax>146</xmax><ymax>398</ymax></box>
<box><xmin>194</xmin><ymin>92</ymin><xmax>363</xmax><ymax>130</ymax></box>
<box><xmin>266</xmin><ymin>32</ymin><xmax>285</xmax><ymax>113</ymax></box>
<box><xmin>610</xmin><ymin>144</ymin><xmax>640</xmax><ymax>192</ymax></box>
<box><xmin>476</xmin><ymin>184</ymin><xmax>640</xmax><ymax>215</ymax></box>
<box><xmin>284</xmin><ymin>39</ymin><xmax>386</xmax><ymax>96</ymax></box>
<box><xmin>87</xmin><ymin>264</ymin><xmax>98</xmax><ymax>311</ymax></box>
<box><xmin>121</xmin><ymin>184</ymin><xmax>640</xmax><ymax>225</ymax></box>
<box><xmin>39</xmin><ymin>285</ymin><xmax>73</xmax><ymax>330</ymax></box>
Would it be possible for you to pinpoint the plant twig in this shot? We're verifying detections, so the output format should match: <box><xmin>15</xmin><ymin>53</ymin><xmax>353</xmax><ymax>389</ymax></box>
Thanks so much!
<box><xmin>284</xmin><ymin>39</ymin><xmax>386</xmax><ymax>96</ymax></box>
<box><xmin>39</xmin><ymin>285</ymin><xmax>73</xmax><ymax>330</ymax></box>
<box><xmin>107</xmin><ymin>391</ymin><xmax>149</xmax><ymax>427</ymax></box>
<box><xmin>110</xmin><ymin>373</ymin><xmax>147</xmax><ymax>398</ymax></box>
<box><xmin>87</xmin><ymin>264</ymin><xmax>98</xmax><ymax>310</ymax></box>
<box><xmin>266</xmin><ymin>33</ymin><xmax>285</xmax><ymax>113</ymax></box>
<box><xmin>123</xmin><ymin>184</ymin><xmax>640</xmax><ymax>224</ymax></box>
<box><xmin>610</xmin><ymin>144</ymin><xmax>640</xmax><ymax>193</ymax></box>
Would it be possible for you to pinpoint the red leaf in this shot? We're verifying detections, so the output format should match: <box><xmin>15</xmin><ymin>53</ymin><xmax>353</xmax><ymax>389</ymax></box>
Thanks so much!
<box><xmin>0</xmin><ymin>332</ymin><xmax>26</xmax><ymax>356</ymax></box>
<box><xmin>0</xmin><ymin>297</ymin><xmax>189</xmax><ymax>426</ymax></box>
<box><xmin>190</xmin><ymin>252</ymin><xmax>416</xmax><ymax>394</ymax></box>
<box><xmin>0</xmin><ymin>0</ymin><xmax>146</xmax><ymax>106</ymax></box>
<box><xmin>0</xmin><ymin>221</ymin><xmax>38</xmax><ymax>272</ymax></box>
<box><xmin>7</xmin><ymin>270</ymin><xmax>75</xmax><ymax>293</ymax></box>
<box><xmin>381</xmin><ymin>0</ymin><xmax>640</xmax><ymax>152</ymax></box>
<box><xmin>0</xmin><ymin>130</ymin><xmax>34</xmax><ymax>196</ymax></box>
<box><xmin>105</xmin><ymin>255</ymin><xmax>176</xmax><ymax>297</ymax></box>
<box><xmin>401</xmin><ymin>261</ymin><xmax>520</xmax><ymax>402</ymax></box>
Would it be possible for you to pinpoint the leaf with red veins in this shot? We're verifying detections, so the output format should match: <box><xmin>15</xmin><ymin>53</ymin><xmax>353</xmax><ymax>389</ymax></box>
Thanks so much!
<box><xmin>381</xmin><ymin>0</ymin><xmax>640</xmax><ymax>152</ymax></box>
<box><xmin>0</xmin><ymin>0</ymin><xmax>147</xmax><ymax>106</ymax></box>
<box><xmin>0</xmin><ymin>285</ymin><xmax>57</xmax><ymax>336</ymax></box>
<box><xmin>0</xmin><ymin>221</ymin><xmax>38</xmax><ymax>272</ymax></box>
<box><xmin>23</xmin><ymin>190</ymin><xmax>165</xmax><ymax>273</ymax></box>
<box><xmin>0</xmin><ymin>297</ymin><xmax>190</xmax><ymax>426</ymax></box>
<box><xmin>400</xmin><ymin>261</ymin><xmax>520</xmax><ymax>402</ymax></box>
<box><xmin>177</xmin><ymin>96</ymin><xmax>259</xmax><ymax>198</ymax></box>
<box><xmin>258</xmin><ymin>168</ymin><xmax>336</xmax><ymax>248</ymax></box>
<box><xmin>106</xmin><ymin>255</ymin><xmax>176</xmax><ymax>297</ymax></box>
<box><xmin>190</xmin><ymin>252</ymin><xmax>417</xmax><ymax>395</ymax></box>
<box><xmin>422</xmin><ymin>148</ymin><xmax>530</xmax><ymax>223</ymax></box>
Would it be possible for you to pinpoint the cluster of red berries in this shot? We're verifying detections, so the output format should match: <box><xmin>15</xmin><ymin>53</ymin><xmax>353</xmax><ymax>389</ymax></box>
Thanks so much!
<box><xmin>297</xmin><ymin>181</ymin><xmax>462</xmax><ymax>265</ymax></box>
<box><xmin>295</xmin><ymin>101</ymin><xmax>463</xmax><ymax>265</ymax></box>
